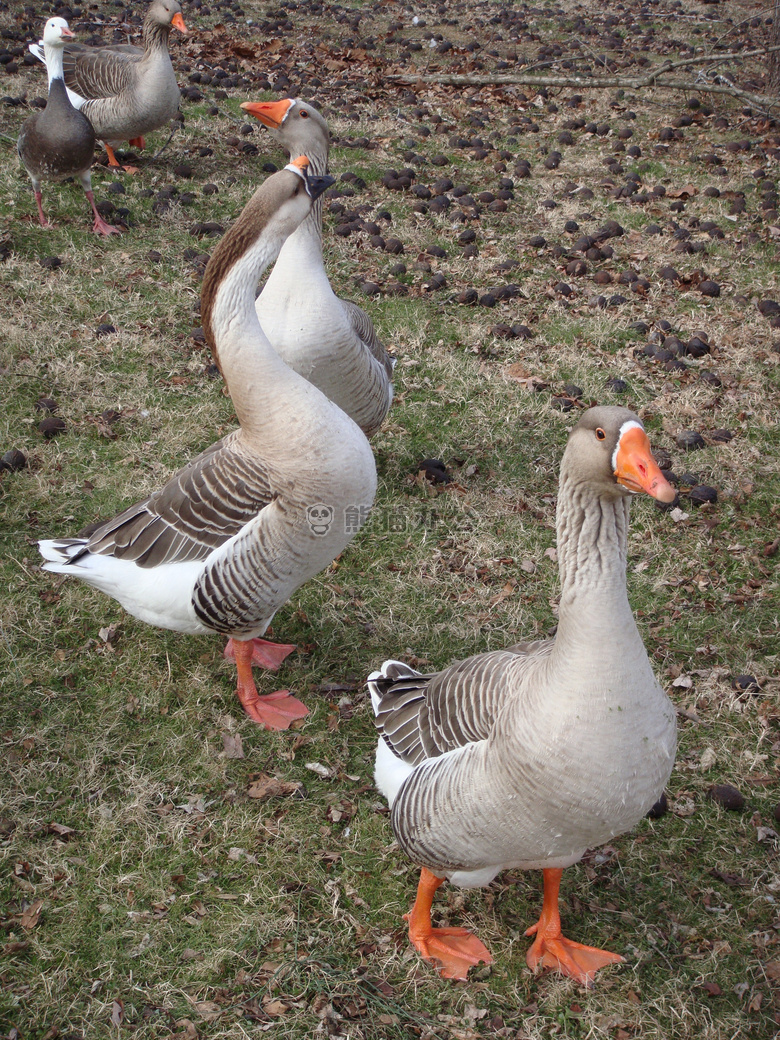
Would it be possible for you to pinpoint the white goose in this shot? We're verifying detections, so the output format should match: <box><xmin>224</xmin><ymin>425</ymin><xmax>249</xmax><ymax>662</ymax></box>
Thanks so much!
<box><xmin>369</xmin><ymin>407</ymin><xmax>677</xmax><ymax>984</ymax></box>
<box><xmin>241</xmin><ymin>98</ymin><xmax>394</xmax><ymax>438</ymax></box>
<box><xmin>17</xmin><ymin>18</ymin><xmax>119</xmax><ymax>235</ymax></box>
<box><xmin>39</xmin><ymin>157</ymin><xmax>377</xmax><ymax>730</ymax></box>
<box><xmin>31</xmin><ymin>0</ymin><xmax>188</xmax><ymax>170</ymax></box>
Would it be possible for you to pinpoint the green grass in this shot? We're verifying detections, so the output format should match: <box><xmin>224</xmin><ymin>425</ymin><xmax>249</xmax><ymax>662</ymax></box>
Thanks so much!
<box><xmin>2</xmin><ymin>0</ymin><xmax>780</xmax><ymax>1038</ymax></box>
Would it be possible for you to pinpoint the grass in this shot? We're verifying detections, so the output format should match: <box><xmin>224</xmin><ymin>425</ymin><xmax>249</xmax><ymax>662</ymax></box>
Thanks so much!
<box><xmin>2</xmin><ymin>0</ymin><xmax>780</xmax><ymax>1037</ymax></box>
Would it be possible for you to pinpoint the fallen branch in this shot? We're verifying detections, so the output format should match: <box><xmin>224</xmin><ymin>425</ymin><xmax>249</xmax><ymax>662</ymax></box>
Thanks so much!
<box><xmin>386</xmin><ymin>44</ymin><xmax>780</xmax><ymax>116</ymax></box>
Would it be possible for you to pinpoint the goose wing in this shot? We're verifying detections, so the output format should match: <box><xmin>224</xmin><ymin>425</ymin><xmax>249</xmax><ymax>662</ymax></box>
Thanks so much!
<box><xmin>62</xmin><ymin>42</ymin><xmax>141</xmax><ymax>99</ymax></box>
<box><xmin>340</xmin><ymin>298</ymin><xmax>395</xmax><ymax>379</ymax></box>
<box><xmin>82</xmin><ymin>433</ymin><xmax>274</xmax><ymax>567</ymax></box>
<box><xmin>373</xmin><ymin>641</ymin><xmax>553</xmax><ymax>767</ymax></box>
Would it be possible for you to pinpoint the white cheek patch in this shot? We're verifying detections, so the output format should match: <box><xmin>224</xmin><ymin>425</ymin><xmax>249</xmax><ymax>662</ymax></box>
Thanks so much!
<box><xmin>283</xmin><ymin>161</ymin><xmax>307</xmax><ymax>181</ymax></box>
<box><xmin>611</xmin><ymin>419</ymin><xmax>644</xmax><ymax>473</ymax></box>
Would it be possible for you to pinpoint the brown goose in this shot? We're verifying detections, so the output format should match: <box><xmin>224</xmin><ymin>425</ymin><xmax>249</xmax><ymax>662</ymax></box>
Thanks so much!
<box><xmin>30</xmin><ymin>0</ymin><xmax>188</xmax><ymax>169</ymax></box>
<box><xmin>369</xmin><ymin>407</ymin><xmax>677</xmax><ymax>984</ymax></box>
<box><xmin>39</xmin><ymin>157</ymin><xmax>377</xmax><ymax>730</ymax></box>
<box><xmin>18</xmin><ymin>18</ymin><xmax>119</xmax><ymax>235</ymax></box>
<box><xmin>241</xmin><ymin>98</ymin><xmax>394</xmax><ymax>438</ymax></box>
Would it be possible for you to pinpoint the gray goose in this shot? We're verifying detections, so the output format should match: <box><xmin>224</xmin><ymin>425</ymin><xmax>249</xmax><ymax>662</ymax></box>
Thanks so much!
<box><xmin>18</xmin><ymin>18</ymin><xmax>119</xmax><ymax>235</ymax></box>
<box><xmin>369</xmin><ymin>407</ymin><xmax>677</xmax><ymax>984</ymax></box>
<box><xmin>242</xmin><ymin>98</ymin><xmax>394</xmax><ymax>438</ymax></box>
<box><xmin>39</xmin><ymin>157</ymin><xmax>377</xmax><ymax>730</ymax></box>
<box><xmin>31</xmin><ymin>0</ymin><xmax>188</xmax><ymax>170</ymax></box>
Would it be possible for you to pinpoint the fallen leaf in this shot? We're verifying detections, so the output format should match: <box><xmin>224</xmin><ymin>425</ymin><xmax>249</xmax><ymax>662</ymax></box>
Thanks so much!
<box><xmin>190</xmin><ymin>1000</ymin><xmax>221</xmax><ymax>1022</ymax></box>
<box><xmin>698</xmin><ymin>747</ymin><xmax>717</xmax><ymax>769</ymax></box>
<box><xmin>47</xmin><ymin>822</ymin><xmax>76</xmax><ymax>840</ymax></box>
<box><xmin>764</xmin><ymin>961</ymin><xmax>780</xmax><ymax>980</ymax></box>
<box><xmin>262</xmin><ymin>999</ymin><xmax>289</xmax><ymax>1016</ymax></box>
<box><xmin>168</xmin><ymin>1020</ymin><xmax>198</xmax><ymax>1040</ymax></box>
<box><xmin>222</xmin><ymin>732</ymin><xmax>244</xmax><ymax>759</ymax></box>
<box><xmin>20</xmin><ymin>900</ymin><xmax>43</xmax><ymax>929</ymax></box>
<box><xmin>305</xmin><ymin>761</ymin><xmax>334</xmax><ymax>779</ymax></box>
<box><xmin>246</xmin><ymin>774</ymin><xmax>303</xmax><ymax>800</ymax></box>
<box><xmin>111</xmin><ymin>999</ymin><xmax>124</xmax><ymax>1027</ymax></box>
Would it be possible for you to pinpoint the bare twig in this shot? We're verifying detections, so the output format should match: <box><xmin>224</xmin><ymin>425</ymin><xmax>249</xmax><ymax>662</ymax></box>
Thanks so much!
<box><xmin>386</xmin><ymin>44</ymin><xmax>780</xmax><ymax>116</ymax></box>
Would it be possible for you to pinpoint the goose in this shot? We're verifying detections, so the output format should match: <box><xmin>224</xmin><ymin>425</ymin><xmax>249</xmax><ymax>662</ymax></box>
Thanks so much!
<box><xmin>31</xmin><ymin>0</ymin><xmax>188</xmax><ymax>170</ymax></box>
<box><xmin>39</xmin><ymin>157</ymin><xmax>377</xmax><ymax>730</ymax></box>
<box><xmin>17</xmin><ymin>18</ymin><xmax>119</xmax><ymax>236</ymax></box>
<box><xmin>241</xmin><ymin>98</ymin><xmax>394</xmax><ymax>438</ymax></box>
<box><xmin>369</xmin><ymin>406</ymin><xmax>677</xmax><ymax>984</ymax></box>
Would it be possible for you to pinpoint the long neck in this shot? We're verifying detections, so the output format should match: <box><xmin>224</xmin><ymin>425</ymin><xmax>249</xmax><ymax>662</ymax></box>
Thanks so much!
<box><xmin>202</xmin><ymin>219</ymin><xmax>299</xmax><ymax>438</ymax></box>
<box><xmin>553</xmin><ymin>470</ymin><xmax>637</xmax><ymax>655</ymax></box>
<box><xmin>143</xmin><ymin>17</ymin><xmax>171</xmax><ymax>53</ymax></box>
<box><xmin>43</xmin><ymin>42</ymin><xmax>65</xmax><ymax>87</ymax></box>
<box><xmin>281</xmin><ymin>139</ymin><xmax>327</xmax><ymax>252</ymax></box>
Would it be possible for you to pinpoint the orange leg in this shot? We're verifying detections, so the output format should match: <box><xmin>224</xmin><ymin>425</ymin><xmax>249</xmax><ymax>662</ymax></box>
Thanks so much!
<box><xmin>103</xmin><ymin>143</ymin><xmax>139</xmax><ymax>174</ymax></box>
<box><xmin>525</xmin><ymin>868</ymin><xmax>624</xmax><ymax>987</ymax></box>
<box><xmin>231</xmin><ymin>637</ymin><xmax>308</xmax><ymax>730</ymax></box>
<box><xmin>104</xmin><ymin>143</ymin><xmax>122</xmax><ymax>167</ymax></box>
<box><xmin>224</xmin><ymin>636</ymin><xmax>295</xmax><ymax>671</ymax></box>
<box><xmin>128</xmin><ymin>135</ymin><xmax>145</xmax><ymax>150</ymax></box>
<box><xmin>405</xmin><ymin>867</ymin><xmax>493</xmax><ymax>980</ymax></box>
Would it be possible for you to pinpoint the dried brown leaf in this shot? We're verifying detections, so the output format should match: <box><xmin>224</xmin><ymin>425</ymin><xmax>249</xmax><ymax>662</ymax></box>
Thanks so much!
<box><xmin>246</xmin><ymin>774</ymin><xmax>303</xmax><ymax>800</ymax></box>
<box><xmin>20</xmin><ymin>900</ymin><xmax>43</xmax><ymax>929</ymax></box>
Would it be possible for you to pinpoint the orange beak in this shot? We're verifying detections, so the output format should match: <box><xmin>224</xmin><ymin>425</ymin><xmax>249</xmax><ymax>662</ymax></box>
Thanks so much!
<box><xmin>290</xmin><ymin>155</ymin><xmax>309</xmax><ymax>170</ymax></box>
<box><xmin>61</xmin><ymin>26</ymin><xmax>75</xmax><ymax>37</ymax></box>
<box><xmin>614</xmin><ymin>426</ymin><xmax>676</xmax><ymax>503</ymax></box>
<box><xmin>241</xmin><ymin>99</ymin><xmax>295</xmax><ymax>128</ymax></box>
<box><xmin>171</xmin><ymin>11</ymin><xmax>188</xmax><ymax>33</ymax></box>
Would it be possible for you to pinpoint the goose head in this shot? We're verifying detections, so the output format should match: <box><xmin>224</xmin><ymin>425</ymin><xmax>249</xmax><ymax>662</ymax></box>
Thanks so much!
<box><xmin>564</xmin><ymin>407</ymin><xmax>676</xmax><ymax>503</ymax></box>
<box><xmin>241</xmin><ymin>98</ymin><xmax>329</xmax><ymax>162</ymax></box>
<box><xmin>150</xmin><ymin>0</ymin><xmax>189</xmax><ymax>34</ymax></box>
<box><xmin>41</xmin><ymin>16</ymin><xmax>74</xmax><ymax>47</ymax></box>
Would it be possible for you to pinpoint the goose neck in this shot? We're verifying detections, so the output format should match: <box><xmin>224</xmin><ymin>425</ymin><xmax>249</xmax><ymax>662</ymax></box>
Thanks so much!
<box><xmin>202</xmin><ymin>221</ymin><xmax>294</xmax><ymax>436</ymax></box>
<box><xmin>554</xmin><ymin>478</ymin><xmax>632</xmax><ymax>633</ymax></box>
<box><xmin>43</xmin><ymin>42</ymin><xmax>65</xmax><ymax>88</ymax></box>
<box><xmin>143</xmin><ymin>17</ymin><xmax>172</xmax><ymax>51</ymax></box>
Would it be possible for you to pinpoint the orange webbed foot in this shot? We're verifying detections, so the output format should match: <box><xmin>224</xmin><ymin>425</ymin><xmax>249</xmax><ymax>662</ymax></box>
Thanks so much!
<box><xmin>224</xmin><ymin>636</ymin><xmax>295</xmax><ymax>671</ymax></box>
<box><xmin>407</xmin><ymin>920</ymin><xmax>493</xmax><ymax>980</ymax></box>
<box><xmin>525</xmin><ymin>925</ymin><xmax>623</xmax><ymax>987</ymax></box>
<box><xmin>524</xmin><ymin>867</ymin><xmax>624</xmax><ymax>986</ymax></box>
<box><xmin>238</xmin><ymin>688</ymin><xmax>309</xmax><ymax>730</ymax></box>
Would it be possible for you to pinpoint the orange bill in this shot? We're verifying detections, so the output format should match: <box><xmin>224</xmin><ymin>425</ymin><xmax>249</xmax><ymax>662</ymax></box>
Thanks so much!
<box><xmin>290</xmin><ymin>155</ymin><xmax>310</xmax><ymax>170</ymax></box>
<box><xmin>171</xmin><ymin>11</ymin><xmax>188</xmax><ymax>33</ymax></box>
<box><xmin>240</xmin><ymin>99</ymin><xmax>294</xmax><ymax>128</ymax></box>
<box><xmin>614</xmin><ymin>425</ymin><xmax>676</xmax><ymax>503</ymax></box>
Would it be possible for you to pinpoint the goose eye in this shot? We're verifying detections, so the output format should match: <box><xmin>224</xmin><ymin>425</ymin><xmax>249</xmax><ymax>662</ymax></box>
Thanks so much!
<box><xmin>595</xmin><ymin>427</ymin><xmax>606</xmax><ymax>441</ymax></box>
<box><xmin>300</xmin><ymin>111</ymin><xmax>309</xmax><ymax>119</ymax></box>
